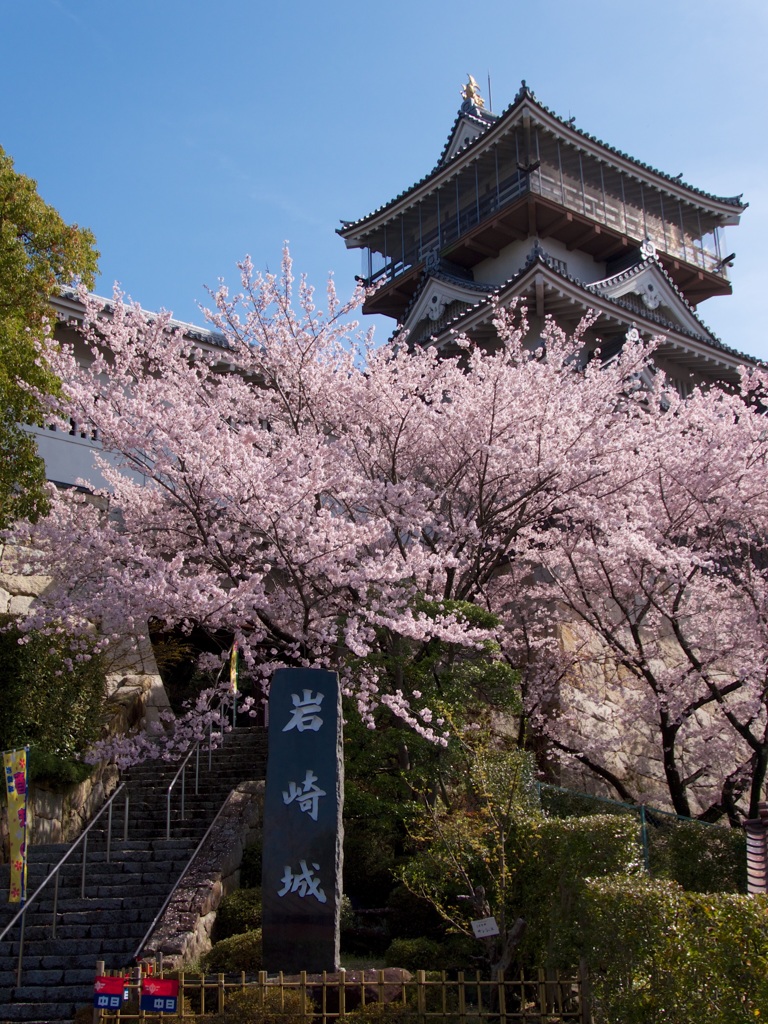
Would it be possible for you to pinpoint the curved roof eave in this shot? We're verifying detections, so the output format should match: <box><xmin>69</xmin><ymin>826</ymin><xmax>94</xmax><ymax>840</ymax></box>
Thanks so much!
<box><xmin>52</xmin><ymin>286</ymin><xmax>230</xmax><ymax>352</ymax></box>
<box><xmin>419</xmin><ymin>257</ymin><xmax>756</xmax><ymax>367</ymax></box>
<box><xmin>339</xmin><ymin>83</ymin><xmax>746</xmax><ymax>242</ymax></box>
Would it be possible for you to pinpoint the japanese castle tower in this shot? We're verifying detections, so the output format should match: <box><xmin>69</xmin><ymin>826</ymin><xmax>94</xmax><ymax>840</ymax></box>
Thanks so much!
<box><xmin>339</xmin><ymin>78</ymin><xmax>750</xmax><ymax>391</ymax></box>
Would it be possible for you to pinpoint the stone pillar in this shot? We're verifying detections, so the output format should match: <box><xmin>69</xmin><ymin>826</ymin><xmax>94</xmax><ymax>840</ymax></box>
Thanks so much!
<box><xmin>261</xmin><ymin>668</ymin><xmax>343</xmax><ymax>972</ymax></box>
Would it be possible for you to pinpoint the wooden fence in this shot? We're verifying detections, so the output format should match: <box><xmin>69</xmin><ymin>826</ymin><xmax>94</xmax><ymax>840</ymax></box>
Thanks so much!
<box><xmin>95</xmin><ymin>965</ymin><xmax>591</xmax><ymax>1023</ymax></box>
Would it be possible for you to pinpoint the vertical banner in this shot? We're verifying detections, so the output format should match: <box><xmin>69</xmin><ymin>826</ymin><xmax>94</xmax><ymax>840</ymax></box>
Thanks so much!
<box><xmin>230</xmin><ymin>642</ymin><xmax>239</xmax><ymax>729</ymax></box>
<box><xmin>3</xmin><ymin>747</ymin><xmax>29</xmax><ymax>903</ymax></box>
<box><xmin>262</xmin><ymin>668</ymin><xmax>343</xmax><ymax>972</ymax></box>
<box><xmin>230</xmin><ymin>642</ymin><xmax>239</xmax><ymax>693</ymax></box>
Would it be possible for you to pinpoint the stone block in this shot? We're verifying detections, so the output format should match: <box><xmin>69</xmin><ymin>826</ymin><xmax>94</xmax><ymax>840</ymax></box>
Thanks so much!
<box><xmin>8</xmin><ymin>594</ymin><xmax>34</xmax><ymax>615</ymax></box>
<box><xmin>0</xmin><ymin>572</ymin><xmax>53</xmax><ymax>598</ymax></box>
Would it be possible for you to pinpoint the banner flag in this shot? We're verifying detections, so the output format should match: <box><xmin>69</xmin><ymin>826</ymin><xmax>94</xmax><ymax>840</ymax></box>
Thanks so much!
<box><xmin>230</xmin><ymin>641</ymin><xmax>239</xmax><ymax>693</ymax></box>
<box><xmin>3</xmin><ymin>747</ymin><xmax>29</xmax><ymax>903</ymax></box>
<box><xmin>140</xmin><ymin>977</ymin><xmax>179</xmax><ymax>1013</ymax></box>
<box><xmin>93</xmin><ymin>975</ymin><xmax>126</xmax><ymax>1010</ymax></box>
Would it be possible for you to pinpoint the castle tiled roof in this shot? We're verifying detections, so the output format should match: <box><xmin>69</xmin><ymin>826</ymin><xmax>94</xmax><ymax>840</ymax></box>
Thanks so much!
<box><xmin>55</xmin><ymin>286</ymin><xmax>229</xmax><ymax>350</ymax></box>
<box><xmin>340</xmin><ymin>82</ymin><xmax>746</xmax><ymax>237</ymax></box>
<box><xmin>409</xmin><ymin>252</ymin><xmax>755</xmax><ymax>366</ymax></box>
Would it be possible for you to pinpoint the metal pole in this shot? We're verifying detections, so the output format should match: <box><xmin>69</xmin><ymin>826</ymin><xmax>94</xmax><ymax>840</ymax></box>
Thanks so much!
<box><xmin>106</xmin><ymin>799</ymin><xmax>113</xmax><ymax>864</ymax></box>
<box><xmin>181</xmin><ymin>763</ymin><xmax>186</xmax><ymax>821</ymax></box>
<box><xmin>640</xmin><ymin>805</ymin><xmax>650</xmax><ymax>873</ymax></box>
<box><xmin>16</xmin><ymin>908</ymin><xmax>26</xmax><ymax>987</ymax></box>
<box><xmin>124</xmin><ymin>794</ymin><xmax>130</xmax><ymax>841</ymax></box>
<box><xmin>195</xmin><ymin>742</ymin><xmax>200</xmax><ymax>796</ymax></box>
<box><xmin>51</xmin><ymin>871</ymin><xmax>59</xmax><ymax>937</ymax></box>
<box><xmin>208</xmin><ymin>719</ymin><xmax>212</xmax><ymax>772</ymax></box>
<box><xmin>678</xmin><ymin>201</ymin><xmax>688</xmax><ymax>263</ymax></box>
<box><xmin>81</xmin><ymin>832</ymin><xmax>88</xmax><ymax>898</ymax></box>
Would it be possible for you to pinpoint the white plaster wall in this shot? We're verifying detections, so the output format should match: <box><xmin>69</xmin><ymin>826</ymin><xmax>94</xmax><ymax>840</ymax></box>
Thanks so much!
<box><xmin>25</xmin><ymin>424</ymin><xmax>149</xmax><ymax>492</ymax></box>
<box><xmin>474</xmin><ymin>238</ymin><xmax>606</xmax><ymax>289</ymax></box>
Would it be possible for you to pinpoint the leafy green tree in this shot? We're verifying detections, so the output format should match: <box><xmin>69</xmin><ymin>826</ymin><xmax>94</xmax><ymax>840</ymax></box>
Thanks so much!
<box><xmin>0</xmin><ymin>613</ymin><xmax>105</xmax><ymax>781</ymax></box>
<box><xmin>399</xmin><ymin>723</ymin><xmax>539</xmax><ymax>978</ymax></box>
<box><xmin>0</xmin><ymin>146</ymin><xmax>98</xmax><ymax>526</ymax></box>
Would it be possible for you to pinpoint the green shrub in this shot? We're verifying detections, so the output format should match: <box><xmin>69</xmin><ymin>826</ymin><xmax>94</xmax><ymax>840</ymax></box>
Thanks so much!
<box><xmin>240</xmin><ymin>841</ymin><xmax>263</xmax><ymax>888</ymax></box>
<box><xmin>201</xmin><ymin>929</ymin><xmax>262</xmax><ymax>974</ymax></box>
<box><xmin>386</xmin><ymin>885</ymin><xmax>445</xmax><ymax>941</ymax></box>
<box><xmin>213</xmin><ymin>888</ymin><xmax>263</xmax><ymax>942</ymax></box>
<box><xmin>211</xmin><ymin>987</ymin><xmax>315</xmax><ymax>1024</ymax></box>
<box><xmin>27</xmin><ymin>748</ymin><xmax>94</xmax><ymax>785</ymax></box>
<box><xmin>645</xmin><ymin>814</ymin><xmax>746</xmax><ymax>893</ymax></box>
<box><xmin>511</xmin><ymin>813</ymin><xmax>643</xmax><ymax>967</ymax></box>
<box><xmin>0</xmin><ymin>613</ymin><xmax>105</xmax><ymax>764</ymax></box>
<box><xmin>384</xmin><ymin>937</ymin><xmax>446</xmax><ymax>972</ymax></box>
<box><xmin>582</xmin><ymin>876</ymin><xmax>768</xmax><ymax>1024</ymax></box>
<box><xmin>540</xmin><ymin>784</ymin><xmax>746</xmax><ymax>894</ymax></box>
<box><xmin>346</xmin><ymin>1001</ymin><xmax>413</xmax><ymax>1024</ymax></box>
<box><xmin>437</xmin><ymin>932</ymin><xmax>478</xmax><ymax>971</ymax></box>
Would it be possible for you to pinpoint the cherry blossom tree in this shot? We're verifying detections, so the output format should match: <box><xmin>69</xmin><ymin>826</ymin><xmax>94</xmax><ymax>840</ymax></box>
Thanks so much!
<box><xmin>9</xmin><ymin>250</ymin><xmax>768</xmax><ymax>821</ymax></box>
<box><xmin>8</xmin><ymin>254</ymin><xmax>644</xmax><ymax>757</ymax></box>
<box><xmin>533</xmin><ymin>368</ymin><xmax>768</xmax><ymax>822</ymax></box>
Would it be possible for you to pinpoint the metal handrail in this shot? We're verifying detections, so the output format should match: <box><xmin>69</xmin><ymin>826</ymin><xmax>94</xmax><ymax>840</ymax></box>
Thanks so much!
<box><xmin>165</xmin><ymin>719</ymin><xmax>218</xmax><ymax>839</ymax></box>
<box><xmin>133</xmin><ymin>792</ymin><xmax>232</xmax><ymax>963</ymax></box>
<box><xmin>166</xmin><ymin>744</ymin><xmax>199</xmax><ymax>840</ymax></box>
<box><xmin>0</xmin><ymin>782</ymin><xmax>129</xmax><ymax>986</ymax></box>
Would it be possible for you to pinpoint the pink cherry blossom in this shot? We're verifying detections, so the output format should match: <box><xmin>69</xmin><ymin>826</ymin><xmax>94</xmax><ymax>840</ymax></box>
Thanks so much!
<box><xmin>8</xmin><ymin>250</ymin><xmax>768</xmax><ymax>820</ymax></box>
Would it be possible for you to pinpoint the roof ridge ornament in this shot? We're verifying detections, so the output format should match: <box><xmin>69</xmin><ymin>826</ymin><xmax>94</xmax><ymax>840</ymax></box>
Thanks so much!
<box><xmin>640</xmin><ymin>238</ymin><xmax>658</xmax><ymax>261</ymax></box>
<box><xmin>514</xmin><ymin>79</ymin><xmax>534</xmax><ymax>103</ymax></box>
<box><xmin>460</xmin><ymin>74</ymin><xmax>486</xmax><ymax>113</ymax></box>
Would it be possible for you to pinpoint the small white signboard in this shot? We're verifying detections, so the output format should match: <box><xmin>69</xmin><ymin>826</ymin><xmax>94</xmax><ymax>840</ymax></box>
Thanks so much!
<box><xmin>471</xmin><ymin>916</ymin><xmax>500</xmax><ymax>938</ymax></box>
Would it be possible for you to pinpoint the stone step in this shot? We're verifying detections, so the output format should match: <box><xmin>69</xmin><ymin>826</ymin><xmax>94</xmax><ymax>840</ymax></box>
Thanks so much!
<box><xmin>0</xmin><ymin>951</ymin><xmax>127</xmax><ymax>972</ymax></box>
<box><xmin>10</xmin><ymin>983</ymin><xmax>99</xmax><ymax>1004</ymax></box>
<box><xmin>21</xmin><ymin>921</ymin><xmax>147</xmax><ymax>942</ymax></box>
<box><xmin>0</xmin><ymin>1000</ymin><xmax>79</xmax><ymax>1021</ymax></box>
<box><xmin>0</xmin><ymin>732</ymin><xmax>267</xmax><ymax>1023</ymax></box>
<box><xmin>4</xmin><ymin>936</ymin><xmax>137</xmax><ymax>957</ymax></box>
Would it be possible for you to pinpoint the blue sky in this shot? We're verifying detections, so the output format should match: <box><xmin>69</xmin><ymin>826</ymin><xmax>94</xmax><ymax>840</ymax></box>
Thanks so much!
<box><xmin>3</xmin><ymin>0</ymin><xmax>767</xmax><ymax>358</ymax></box>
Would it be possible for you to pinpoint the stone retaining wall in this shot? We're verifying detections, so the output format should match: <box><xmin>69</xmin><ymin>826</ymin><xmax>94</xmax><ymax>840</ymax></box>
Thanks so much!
<box><xmin>0</xmin><ymin>759</ymin><xmax>120</xmax><ymax>860</ymax></box>
<box><xmin>143</xmin><ymin>781</ymin><xmax>265</xmax><ymax>968</ymax></box>
<box><xmin>0</xmin><ymin>542</ymin><xmax>173</xmax><ymax>859</ymax></box>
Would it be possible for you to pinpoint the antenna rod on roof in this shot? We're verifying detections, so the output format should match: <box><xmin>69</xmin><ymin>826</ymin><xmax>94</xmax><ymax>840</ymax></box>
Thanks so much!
<box><xmin>487</xmin><ymin>72</ymin><xmax>493</xmax><ymax>114</ymax></box>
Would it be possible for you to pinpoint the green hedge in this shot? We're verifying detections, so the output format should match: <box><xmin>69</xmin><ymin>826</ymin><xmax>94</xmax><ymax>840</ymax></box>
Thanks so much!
<box><xmin>511</xmin><ymin>813</ymin><xmax>643</xmax><ymax>967</ymax></box>
<box><xmin>582</xmin><ymin>876</ymin><xmax>768</xmax><ymax>1023</ymax></box>
<box><xmin>213</xmin><ymin>889</ymin><xmax>262</xmax><ymax>943</ymax></box>
<box><xmin>644</xmin><ymin>813</ymin><xmax>746</xmax><ymax>893</ymax></box>
<box><xmin>210</xmin><ymin>988</ymin><xmax>315</xmax><ymax>1024</ymax></box>
<box><xmin>201</xmin><ymin>929</ymin><xmax>263</xmax><ymax>974</ymax></box>
<box><xmin>0</xmin><ymin>613</ymin><xmax>105</xmax><ymax>776</ymax></box>
<box><xmin>539</xmin><ymin>786</ymin><xmax>746</xmax><ymax>894</ymax></box>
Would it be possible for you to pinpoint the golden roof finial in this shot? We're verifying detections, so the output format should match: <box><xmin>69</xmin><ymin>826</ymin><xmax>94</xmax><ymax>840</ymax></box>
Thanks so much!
<box><xmin>461</xmin><ymin>74</ymin><xmax>485</xmax><ymax>110</ymax></box>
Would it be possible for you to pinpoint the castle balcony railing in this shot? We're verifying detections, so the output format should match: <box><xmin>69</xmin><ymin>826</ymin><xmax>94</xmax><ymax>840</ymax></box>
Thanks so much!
<box><xmin>363</xmin><ymin>161</ymin><xmax>728</xmax><ymax>295</ymax></box>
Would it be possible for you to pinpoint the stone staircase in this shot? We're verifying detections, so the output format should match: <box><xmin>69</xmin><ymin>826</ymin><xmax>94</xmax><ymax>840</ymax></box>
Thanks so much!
<box><xmin>0</xmin><ymin>727</ymin><xmax>267</xmax><ymax>1024</ymax></box>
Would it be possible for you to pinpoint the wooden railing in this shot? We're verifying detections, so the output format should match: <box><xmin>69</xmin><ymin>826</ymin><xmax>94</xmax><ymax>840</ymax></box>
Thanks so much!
<box><xmin>96</xmin><ymin>964</ymin><xmax>591</xmax><ymax>1022</ymax></box>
